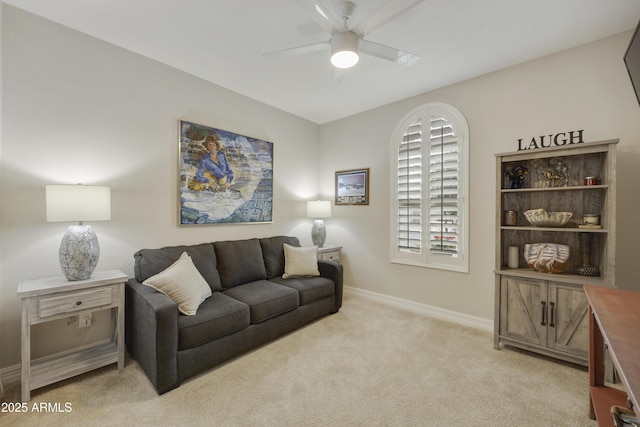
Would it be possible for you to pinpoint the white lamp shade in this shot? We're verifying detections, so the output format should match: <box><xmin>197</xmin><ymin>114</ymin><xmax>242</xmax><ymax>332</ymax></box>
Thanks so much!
<box><xmin>46</xmin><ymin>185</ymin><xmax>111</xmax><ymax>222</ymax></box>
<box><xmin>307</xmin><ymin>200</ymin><xmax>332</xmax><ymax>219</ymax></box>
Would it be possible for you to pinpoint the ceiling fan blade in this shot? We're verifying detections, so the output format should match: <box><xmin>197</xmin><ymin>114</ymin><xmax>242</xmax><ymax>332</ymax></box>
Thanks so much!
<box><xmin>296</xmin><ymin>21</ymin><xmax>326</xmax><ymax>38</ymax></box>
<box><xmin>352</xmin><ymin>0</ymin><xmax>425</xmax><ymax>38</ymax></box>
<box><xmin>263</xmin><ymin>41</ymin><xmax>329</xmax><ymax>60</ymax></box>
<box><xmin>331</xmin><ymin>68</ymin><xmax>345</xmax><ymax>85</ymax></box>
<box><xmin>296</xmin><ymin>0</ymin><xmax>342</xmax><ymax>34</ymax></box>
<box><xmin>359</xmin><ymin>39</ymin><xmax>420</xmax><ymax>66</ymax></box>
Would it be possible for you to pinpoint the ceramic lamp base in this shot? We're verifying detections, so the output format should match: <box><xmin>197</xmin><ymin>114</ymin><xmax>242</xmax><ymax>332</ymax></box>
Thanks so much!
<box><xmin>59</xmin><ymin>225</ymin><xmax>100</xmax><ymax>281</ymax></box>
<box><xmin>311</xmin><ymin>219</ymin><xmax>326</xmax><ymax>247</ymax></box>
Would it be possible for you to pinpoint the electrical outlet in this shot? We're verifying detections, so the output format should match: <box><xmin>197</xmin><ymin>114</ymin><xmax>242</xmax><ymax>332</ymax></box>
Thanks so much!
<box><xmin>80</xmin><ymin>312</ymin><xmax>92</xmax><ymax>328</ymax></box>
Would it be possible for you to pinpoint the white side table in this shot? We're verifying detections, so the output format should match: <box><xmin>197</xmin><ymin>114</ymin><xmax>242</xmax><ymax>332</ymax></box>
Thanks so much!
<box><xmin>18</xmin><ymin>270</ymin><xmax>127</xmax><ymax>402</ymax></box>
<box><xmin>318</xmin><ymin>245</ymin><xmax>342</xmax><ymax>263</ymax></box>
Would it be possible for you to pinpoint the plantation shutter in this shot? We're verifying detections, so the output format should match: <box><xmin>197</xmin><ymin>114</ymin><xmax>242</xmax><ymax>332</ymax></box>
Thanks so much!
<box><xmin>397</xmin><ymin>116</ymin><xmax>459</xmax><ymax>256</ymax></box>
<box><xmin>397</xmin><ymin>120</ymin><xmax>422</xmax><ymax>253</ymax></box>
<box><xmin>392</xmin><ymin>103</ymin><xmax>467</xmax><ymax>271</ymax></box>
<box><xmin>429</xmin><ymin>116</ymin><xmax>459</xmax><ymax>256</ymax></box>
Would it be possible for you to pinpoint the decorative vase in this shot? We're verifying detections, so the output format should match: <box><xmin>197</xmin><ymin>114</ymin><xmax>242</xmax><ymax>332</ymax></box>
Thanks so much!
<box><xmin>575</xmin><ymin>233</ymin><xmax>600</xmax><ymax>276</ymax></box>
<box><xmin>507</xmin><ymin>246</ymin><xmax>519</xmax><ymax>269</ymax></box>
<box><xmin>510</xmin><ymin>177</ymin><xmax>525</xmax><ymax>189</ymax></box>
<box><xmin>505</xmin><ymin>164</ymin><xmax>528</xmax><ymax>189</ymax></box>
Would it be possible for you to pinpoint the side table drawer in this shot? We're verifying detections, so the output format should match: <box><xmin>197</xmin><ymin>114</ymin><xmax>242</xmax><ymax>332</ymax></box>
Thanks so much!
<box><xmin>319</xmin><ymin>250</ymin><xmax>341</xmax><ymax>263</ymax></box>
<box><xmin>38</xmin><ymin>287</ymin><xmax>113</xmax><ymax>318</ymax></box>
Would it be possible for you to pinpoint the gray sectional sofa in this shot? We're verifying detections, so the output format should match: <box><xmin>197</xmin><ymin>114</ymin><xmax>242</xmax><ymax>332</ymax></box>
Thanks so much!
<box><xmin>125</xmin><ymin>236</ymin><xmax>343</xmax><ymax>394</ymax></box>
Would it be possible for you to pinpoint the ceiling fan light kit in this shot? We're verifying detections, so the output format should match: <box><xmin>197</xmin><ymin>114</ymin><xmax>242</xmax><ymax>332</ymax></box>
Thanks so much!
<box><xmin>330</xmin><ymin>31</ymin><xmax>360</xmax><ymax>68</ymax></box>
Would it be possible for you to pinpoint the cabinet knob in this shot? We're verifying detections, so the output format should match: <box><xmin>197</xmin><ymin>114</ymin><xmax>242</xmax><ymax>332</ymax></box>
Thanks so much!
<box><xmin>76</xmin><ymin>301</ymin><xmax>82</xmax><ymax>306</ymax></box>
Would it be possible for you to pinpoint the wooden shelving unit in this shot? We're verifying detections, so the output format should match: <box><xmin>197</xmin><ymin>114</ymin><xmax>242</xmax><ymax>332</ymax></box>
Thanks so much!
<box><xmin>494</xmin><ymin>140</ymin><xmax>618</xmax><ymax>366</ymax></box>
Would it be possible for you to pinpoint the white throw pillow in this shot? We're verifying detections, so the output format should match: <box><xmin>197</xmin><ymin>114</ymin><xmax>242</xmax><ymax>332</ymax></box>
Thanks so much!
<box><xmin>142</xmin><ymin>251</ymin><xmax>212</xmax><ymax>315</ymax></box>
<box><xmin>282</xmin><ymin>243</ymin><xmax>320</xmax><ymax>278</ymax></box>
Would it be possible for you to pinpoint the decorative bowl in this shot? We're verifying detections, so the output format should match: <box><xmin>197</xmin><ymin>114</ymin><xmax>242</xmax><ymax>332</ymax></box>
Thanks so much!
<box><xmin>524</xmin><ymin>209</ymin><xmax>572</xmax><ymax>227</ymax></box>
<box><xmin>524</xmin><ymin>243</ymin><xmax>570</xmax><ymax>273</ymax></box>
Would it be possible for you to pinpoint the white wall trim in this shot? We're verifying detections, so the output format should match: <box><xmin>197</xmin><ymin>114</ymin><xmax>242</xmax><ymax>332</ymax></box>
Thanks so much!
<box><xmin>0</xmin><ymin>288</ymin><xmax>493</xmax><ymax>396</ymax></box>
<box><xmin>0</xmin><ymin>363</ymin><xmax>21</xmax><ymax>391</ymax></box>
<box><xmin>345</xmin><ymin>286</ymin><xmax>494</xmax><ymax>332</ymax></box>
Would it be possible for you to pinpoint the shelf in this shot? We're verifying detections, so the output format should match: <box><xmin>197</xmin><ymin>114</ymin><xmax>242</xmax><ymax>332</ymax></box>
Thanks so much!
<box><xmin>589</xmin><ymin>386</ymin><xmax>629</xmax><ymax>426</ymax></box>
<box><xmin>501</xmin><ymin>226</ymin><xmax>607</xmax><ymax>233</ymax></box>
<box><xmin>501</xmin><ymin>184</ymin><xmax>608</xmax><ymax>193</ymax></box>
<box><xmin>495</xmin><ymin>268</ymin><xmax>609</xmax><ymax>286</ymax></box>
<box><xmin>500</xmin><ymin>185</ymin><xmax>609</xmax><ymax>193</ymax></box>
<box><xmin>30</xmin><ymin>342</ymin><xmax>119</xmax><ymax>390</ymax></box>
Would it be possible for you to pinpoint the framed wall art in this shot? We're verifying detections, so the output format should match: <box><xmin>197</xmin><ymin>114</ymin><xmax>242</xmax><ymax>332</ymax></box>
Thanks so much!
<box><xmin>178</xmin><ymin>120</ymin><xmax>273</xmax><ymax>224</ymax></box>
<box><xmin>335</xmin><ymin>168</ymin><xmax>369</xmax><ymax>206</ymax></box>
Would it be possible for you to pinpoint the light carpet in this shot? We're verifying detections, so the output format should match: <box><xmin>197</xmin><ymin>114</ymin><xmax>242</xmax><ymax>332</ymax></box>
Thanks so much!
<box><xmin>1</xmin><ymin>291</ymin><xmax>595</xmax><ymax>426</ymax></box>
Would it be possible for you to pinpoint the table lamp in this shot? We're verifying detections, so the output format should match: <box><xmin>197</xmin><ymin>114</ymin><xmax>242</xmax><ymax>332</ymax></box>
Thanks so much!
<box><xmin>46</xmin><ymin>184</ymin><xmax>111</xmax><ymax>281</ymax></box>
<box><xmin>306</xmin><ymin>200</ymin><xmax>331</xmax><ymax>247</ymax></box>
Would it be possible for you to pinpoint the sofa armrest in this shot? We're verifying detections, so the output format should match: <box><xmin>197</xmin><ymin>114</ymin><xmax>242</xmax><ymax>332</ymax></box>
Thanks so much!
<box><xmin>318</xmin><ymin>260</ymin><xmax>343</xmax><ymax>312</ymax></box>
<box><xmin>125</xmin><ymin>278</ymin><xmax>180</xmax><ymax>393</ymax></box>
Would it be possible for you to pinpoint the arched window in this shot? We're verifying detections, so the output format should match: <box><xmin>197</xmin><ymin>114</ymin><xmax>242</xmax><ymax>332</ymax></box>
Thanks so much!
<box><xmin>390</xmin><ymin>103</ymin><xmax>469</xmax><ymax>272</ymax></box>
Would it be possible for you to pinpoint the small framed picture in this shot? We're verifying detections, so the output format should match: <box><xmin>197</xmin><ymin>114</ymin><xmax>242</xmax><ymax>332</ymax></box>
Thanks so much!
<box><xmin>335</xmin><ymin>168</ymin><xmax>369</xmax><ymax>206</ymax></box>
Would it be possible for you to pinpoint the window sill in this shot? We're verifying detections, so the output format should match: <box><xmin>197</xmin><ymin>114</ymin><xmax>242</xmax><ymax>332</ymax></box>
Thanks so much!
<box><xmin>390</xmin><ymin>258</ymin><xmax>469</xmax><ymax>274</ymax></box>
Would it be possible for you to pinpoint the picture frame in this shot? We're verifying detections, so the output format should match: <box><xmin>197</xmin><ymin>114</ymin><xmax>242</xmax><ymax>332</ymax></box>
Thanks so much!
<box><xmin>335</xmin><ymin>168</ymin><xmax>369</xmax><ymax>206</ymax></box>
<box><xmin>178</xmin><ymin>120</ymin><xmax>273</xmax><ymax>224</ymax></box>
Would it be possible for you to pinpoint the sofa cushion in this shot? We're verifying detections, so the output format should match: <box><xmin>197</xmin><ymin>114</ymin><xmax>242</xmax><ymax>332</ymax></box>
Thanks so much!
<box><xmin>142</xmin><ymin>252</ymin><xmax>212</xmax><ymax>316</ymax></box>
<box><xmin>270</xmin><ymin>276</ymin><xmax>335</xmax><ymax>306</ymax></box>
<box><xmin>134</xmin><ymin>242</ymin><xmax>221</xmax><ymax>291</ymax></box>
<box><xmin>178</xmin><ymin>292</ymin><xmax>250</xmax><ymax>351</ymax></box>
<box><xmin>223</xmin><ymin>280</ymin><xmax>299</xmax><ymax>323</ymax></box>
<box><xmin>282</xmin><ymin>244</ymin><xmax>320</xmax><ymax>278</ymax></box>
<box><xmin>214</xmin><ymin>238</ymin><xmax>267</xmax><ymax>289</ymax></box>
<box><xmin>260</xmin><ymin>236</ymin><xmax>300</xmax><ymax>279</ymax></box>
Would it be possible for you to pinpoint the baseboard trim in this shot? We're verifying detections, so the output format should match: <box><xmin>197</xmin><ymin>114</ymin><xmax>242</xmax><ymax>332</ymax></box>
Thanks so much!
<box><xmin>344</xmin><ymin>286</ymin><xmax>494</xmax><ymax>332</ymax></box>
<box><xmin>1</xmin><ymin>363</ymin><xmax>21</xmax><ymax>389</ymax></box>
<box><xmin>0</xmin><ymin>289</ymin><xmax>492</xmax><ymax>392</ymax></box>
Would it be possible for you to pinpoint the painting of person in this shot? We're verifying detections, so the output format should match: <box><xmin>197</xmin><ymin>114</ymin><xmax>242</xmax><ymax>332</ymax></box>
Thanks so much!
<box><xmin>180</xmin><ymin>120</ymin><xmax>273</xmax><ymax>224</ymax></box>
<box><xmin>190</xmin><ymin>134</ymin><xmax>234</xmax><ymax>192</ymax></box>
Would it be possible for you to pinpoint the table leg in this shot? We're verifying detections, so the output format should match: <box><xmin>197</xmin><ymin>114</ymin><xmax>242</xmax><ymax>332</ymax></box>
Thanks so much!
<box><xmin>588</xmin><ymin>308</ymin><xmax>605</xmax><ymax>420</ymax></box>
<box><xmin>117</xmin><ymin>284</ymin><xmax>125</xmax><ymax>370</ymax></box>
<box><xmin>21</xmin><ymin>301</ymin><xmax>31</xmax><ymax>403</ymax></box>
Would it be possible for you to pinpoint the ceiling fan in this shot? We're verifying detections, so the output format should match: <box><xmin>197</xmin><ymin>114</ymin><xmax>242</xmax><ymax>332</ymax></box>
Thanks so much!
<box><xmin>265</xmin><ymin>0</ymin><xmax>424</xmax><ymax>73</ymax></box>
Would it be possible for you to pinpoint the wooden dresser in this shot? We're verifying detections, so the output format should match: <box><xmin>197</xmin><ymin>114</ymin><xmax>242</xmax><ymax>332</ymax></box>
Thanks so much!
<box><xmin>584</xmin><ymin>285</ymin><xmax>640</xmax><ymax>426</ymax></box>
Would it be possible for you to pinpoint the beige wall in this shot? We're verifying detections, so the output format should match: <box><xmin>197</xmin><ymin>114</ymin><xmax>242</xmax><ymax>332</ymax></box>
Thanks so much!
<box><xmin>0</xmin><ymin>6</ymin><xmax>321</xmax><ymax>367</ymax></box>
<box><xmin>2</xmin><ymin>4</ymin><xmax>640</xmax><ymax>371</ymax></box>
<box><xmin>319</xmin><ymin>31</ymin><xmax>640</xmax><ymax>320</ymax></box>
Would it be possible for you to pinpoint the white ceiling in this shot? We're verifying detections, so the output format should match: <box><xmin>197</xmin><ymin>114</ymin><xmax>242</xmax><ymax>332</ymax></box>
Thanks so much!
<box><xmin>4</xmin><ymin>0</ymin><xmax>640</xmax><ymax>124</ymax></box>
